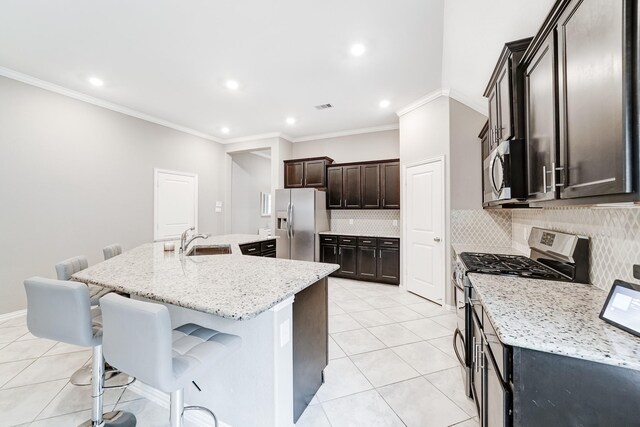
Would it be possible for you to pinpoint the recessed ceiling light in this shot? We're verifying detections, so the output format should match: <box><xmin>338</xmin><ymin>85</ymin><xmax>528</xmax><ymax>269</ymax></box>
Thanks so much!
<box><xmin>88</xmin><ymin>77</ymin><xmax>104</xmax><ymax>87</ymax></box>
<box><xmin>379</xmin><ymin>100</ymin><xmax>391</xmax><ymax>108</ymax></box>
<box><xmin>350</xmin><ymin>43</ymin><xmax>366</xmax><ymax>56</ymax></box>
<box><xmin>225</xmin><ymin>80</ymin><xmax>239</xmax><ymax>90</ymax></box>
<box><xmin>286</xmin><ymin>117</ymin><xmax>296</xmax><ymax>125</ymax></box>
<box><xmin>221</xmin><ymin>127</ymin><xmax>230</xmax><ymax>134</ymax></box>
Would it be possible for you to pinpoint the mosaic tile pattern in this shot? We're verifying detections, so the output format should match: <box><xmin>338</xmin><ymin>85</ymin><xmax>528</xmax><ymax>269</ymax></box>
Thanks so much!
<box><xmin>512</xmin><ymin>207</ymin><xmax>640</xmax><ymax>291</ymax></box>
<box><xmin>330</xmin><ymin>210</ymin><xmax>400</xmax><ymax>236</ymax></box>
<box><xmin>451</xmin><ymin>209</ymin><xmax>512</xmax><ymax>246</ymax></box>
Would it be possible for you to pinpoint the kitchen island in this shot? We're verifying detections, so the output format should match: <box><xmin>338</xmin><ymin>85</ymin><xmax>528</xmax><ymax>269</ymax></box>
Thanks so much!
<box><xmin>73</xmin><ymin>234</ymin><xmax>339</xmax><ymax>427</ymax></box>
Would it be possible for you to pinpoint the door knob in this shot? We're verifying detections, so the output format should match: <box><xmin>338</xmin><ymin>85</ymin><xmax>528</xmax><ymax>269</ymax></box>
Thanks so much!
<box><xmin>434</xmin><ymin>237</ymin><xmax>441</xmax><ymax>242</ymax></box>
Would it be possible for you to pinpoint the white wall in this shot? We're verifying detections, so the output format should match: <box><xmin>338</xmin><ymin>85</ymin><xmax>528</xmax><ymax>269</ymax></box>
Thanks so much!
<box><xmin>0</xmin><ymin>76</ymin><xmax>226</xmax><ymax>314</ymax></box>
<box><xmin>230</xmin><ymin>152</ymin><xmax>271</xmax><ymax>234</ymax></box>
<box><xmin>450</xmin><ymin>99</ymin><xmax>487</xmax><ymax>209</ymax></box>
<box><xmin>441</xmin><ymin>0</ymin><xmax>555</xmax><ymax>111</ymax></box>
<box><xmin>290</xmin><ymin>130</ymin><xmax>399</xmax><ymax>163</ymax></box>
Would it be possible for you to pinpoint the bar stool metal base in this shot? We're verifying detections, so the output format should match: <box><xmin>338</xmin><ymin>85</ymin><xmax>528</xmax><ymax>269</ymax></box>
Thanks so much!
<box><xmin>70</xmin><ymin>365</ymin><xmax>119</xmax><ymax>387</ymax></box>
<box><xmin>78</xmin><ymin>410</ymin><xmax>136</xmax><ymax>427</ymax></box>
<box><xmin>170</xmin><ymin>389</ymin><xmax>218</xmax><ymax>427</ymax></box>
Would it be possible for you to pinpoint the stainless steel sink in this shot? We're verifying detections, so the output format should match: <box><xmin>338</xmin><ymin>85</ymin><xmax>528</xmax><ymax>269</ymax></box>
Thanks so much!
<box><xmin>185</xmin><ymin>245</ymin><xmax>232</xmax><ymax>256</ymax></box>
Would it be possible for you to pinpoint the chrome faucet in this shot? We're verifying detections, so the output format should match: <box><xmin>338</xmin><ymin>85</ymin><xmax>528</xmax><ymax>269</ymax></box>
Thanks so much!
<box><xmin>179</xmin><ymin>227</ymin><xmax>209</xmax><ymax>254</ymax></box>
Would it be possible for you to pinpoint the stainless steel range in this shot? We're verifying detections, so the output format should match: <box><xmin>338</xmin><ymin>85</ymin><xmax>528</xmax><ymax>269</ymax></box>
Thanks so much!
<box><xmin>453</xmin><ymin>227</ymin><xmax>590</xmax><ymax>399</ymax></box>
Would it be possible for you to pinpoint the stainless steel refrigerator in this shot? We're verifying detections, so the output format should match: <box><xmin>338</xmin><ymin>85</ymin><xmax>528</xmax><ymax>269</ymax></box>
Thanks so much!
<box><xmin>275</xmin><ymin>188</ymin><xmax>329</xmax><ymax>261</ymax></box>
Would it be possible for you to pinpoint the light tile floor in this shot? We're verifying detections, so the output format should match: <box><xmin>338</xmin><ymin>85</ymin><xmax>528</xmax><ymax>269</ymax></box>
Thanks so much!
<box><xmin>0</xmin><ymin>278</ymin><xmax>478</xmax><ymax>426</ymax></box>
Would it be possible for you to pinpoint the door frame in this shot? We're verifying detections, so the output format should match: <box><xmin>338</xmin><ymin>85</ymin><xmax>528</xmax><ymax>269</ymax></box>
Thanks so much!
<box><xmin>401</xmin><ymin>156</ymin><xmax>447</xmax><ymax>304</ymax></box>
<box><xmin>153</xmin><ymin>168</ymin><xmax>199</xmax><ymax>241</ymax></box>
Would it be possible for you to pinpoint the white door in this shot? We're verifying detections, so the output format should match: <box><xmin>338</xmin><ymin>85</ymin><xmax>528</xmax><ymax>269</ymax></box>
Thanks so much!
<box><xmin>154</xmin><ymin>169</ymin><xmax>198</xmax><ymax>241</ymax></box>
<box><xmin>404</xmin><ymin>158</ymin><xmax>445</xmax><ymax>304</ymax></box>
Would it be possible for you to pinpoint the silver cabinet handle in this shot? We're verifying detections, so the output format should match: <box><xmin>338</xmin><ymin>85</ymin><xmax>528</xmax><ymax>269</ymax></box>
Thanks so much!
<box><xmin>382</xmin><ymin>198</ymin><xmax>385</xmax><ymax>206</ymax></box>
<box><xmin>543</xmin><ymin>165</ymin><xmax>548</xmax><ymax>193</ymax></box>
<box><xmin>373</xmin><ymin>250</ymin><xmax>376</xmax><ymax>258</ymax></box>
<box><xmin>434</xmin><ymin>237</ymin><xmax>441</xmax><ymax>242</ymax></box>
<box><xmin>334</xmin><ymin>247</ymin><xmax>336</xmax><ymax>255</ymax></box>
<box><xmin>472</xmin><ymin>337</ymin><xmax>477</xmax><ymax>366</ymax></box>
<box><xmin>551</xmin><ymin>162</ymin><xmax>556</xmax><ymax>190</ymax></box>
<box><xmin>379</xmin><ymin>250</ymin><xmax>382</xmax><ymax>257</ymax></box>
<box><xmin>555</xmin><ymin>163</ymin><xmax>565</xmax><ymax>187</ymax></box>
<box><xmin>339</xmin><ymin>247</ymin><xmax>342</xmax><ymax>255</ymax></box>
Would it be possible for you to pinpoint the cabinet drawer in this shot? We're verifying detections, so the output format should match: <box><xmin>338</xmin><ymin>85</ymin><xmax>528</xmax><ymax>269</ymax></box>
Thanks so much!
<box><xmin>260</xmin><ymin>240</ymin><xmax>277</xmax><ymax>252</ymax></box>
<box><xmin>378</xmin><ymin>238</ymin><xmax>399</xmax><ymax>248</ymax></box>
<box><xmin>239</xmin><ymin>242</ymin><xmax>261</xmax><ymax>255</ymax></box>
<box><xmin>357</xmin><ymin>237</ymin><xmax>377</xmax><ymax>247</ymax></box>
<box><xmin>320</xmin><ymin>235</ymin><xmax>338</xmax><ymax>244</ymax></box>
<box><xmin>338</xmin><ymin>236</ymin><xmax>357</xmax><ymax>245</ymax></box>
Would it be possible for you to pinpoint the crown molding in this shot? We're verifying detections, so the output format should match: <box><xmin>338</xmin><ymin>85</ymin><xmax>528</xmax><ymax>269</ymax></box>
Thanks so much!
<box><xmin>290</xmin><ymin>123</ymin><xmax>399</xmax><ymax>143</ymax></box>
<box><xmin>395</xmin><ymin>89</ymin><xmax>448</xmax><ymax>117</ymax></box>
<box><xmin>395</xmin><ymin>87</ymin><xmax>488</xmax><ymax>118</ymax></box>
<box><xmin>223</xmin><ymin>132</ymin><xmax>282</xmax><ymax>144</ymax></box>
<box><xmin>0</xmin><ymin>66</ymin><xmax>224</xmax><ymax>143</ymax></box>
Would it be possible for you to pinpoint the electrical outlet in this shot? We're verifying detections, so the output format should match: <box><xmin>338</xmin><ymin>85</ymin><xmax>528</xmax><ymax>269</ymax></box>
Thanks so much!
<box><xmin>634</xmin><ymin>265</ymin><xmax>640</xmax><ymax>280</ymax></box>
<box><xmin>349</xmin><ymin>219</ymin><xmax>354</xmax><ymax>225</ymax></box>
<box><xmin>393</xmin><ymin>220</ymin><xmax>398</xmax><ymax>227</ymax></box>
<box><xmin>215</xmin><ymin>207</ymin><xmax>222</xmax><ymax>213</ymax></box>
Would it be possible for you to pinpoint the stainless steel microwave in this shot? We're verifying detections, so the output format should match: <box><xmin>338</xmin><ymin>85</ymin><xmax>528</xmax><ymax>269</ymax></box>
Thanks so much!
<box><xmin>483</xmin><ymin>139</ymin><xmax>527</xmax><ymax>206</ymax></box>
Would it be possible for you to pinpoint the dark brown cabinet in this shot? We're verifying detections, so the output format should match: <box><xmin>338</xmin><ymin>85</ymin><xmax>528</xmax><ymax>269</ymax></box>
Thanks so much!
<box><xmin>343</xmin><ymin>166</ymin><xmax>362</xmax><ymax>208</ymax></box>
<box><xmin>337</xmin><ymin>244</ymin><xmax>357</xmax><ymax>277</ymax></box>
<box><xmin>361</xmin><ymin>164</ymin><xmax>380</xmax><ymax>208</ymax></box>
<box><xmin>239</xmin><ymin>239</ymin><xmax>277</xmax><ymax>257</ymax></box>
<box><xmin>380</xmin><ymin>162</ymin><xmax>400</xmax><ymax>209</ymax></box>
<box><xmin>284</xmin><ymin>157</ymin><xmax>333</xmax><ymax>189</ymax></box>
<box><xmin>484</xmin><ymin>38</ymin><xmax>532</xmax><ymax>149</ymax></box>
<box><xmin>516</xmin><ymin>0</ymin><xmax>640</xmax><ymax>207</ymax></box>
<box><xmin>326</xmin><ymin>159</ymin><xmax>400</xmax><ymax>210</ymax></box>
<box><xmin>524</xmin><ymin>32</ymin><xmax>558</xmax><ymax>202</ymax></box>
<box><xmin>556</xmin><ymin>0</ymin><xmax>631</xmax><ymax>200</ymax></box>
<box><xmin>321</xmin><ymin>235</ymin><xmax>400</xmax><ymax>285</ymax></box>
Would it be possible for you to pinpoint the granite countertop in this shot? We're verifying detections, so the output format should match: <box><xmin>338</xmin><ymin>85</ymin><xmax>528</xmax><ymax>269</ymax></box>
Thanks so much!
<box><xmin>319</xmin><ymin>231</ymin><xmax>400</xmax><ymax>239</ymax></box>
<box><xmin>72</xmin><ymin>234</ymin><xmax>339</xmax><ymax>320</ymax></box>
<box><xmin>468</xmin><ymin>273</ymin><xmax>640</xmax><ymax>371</ymax></box>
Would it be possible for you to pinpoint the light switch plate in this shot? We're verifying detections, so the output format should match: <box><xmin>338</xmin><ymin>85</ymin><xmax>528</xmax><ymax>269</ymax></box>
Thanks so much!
<box><xmin>215</xmin><ymin>207</ymin><xmax>222</xmax><ymax>213</ymax></box>
<box><xmin>216</xmin><ymin>201</ymin><xmax>223</xmax><ymax>207</ymax></box>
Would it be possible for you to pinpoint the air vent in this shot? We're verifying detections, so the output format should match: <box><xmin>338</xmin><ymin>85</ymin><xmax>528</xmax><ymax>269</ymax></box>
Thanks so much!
<box><xmin>314</xmin><ymin>103</ymin><xmax>333</xmax><ymax>110</ymax></box>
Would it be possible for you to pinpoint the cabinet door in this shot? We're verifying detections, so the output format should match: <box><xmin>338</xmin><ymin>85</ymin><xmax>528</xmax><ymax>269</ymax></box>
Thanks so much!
<box><xmin>343</xmin><ymin>165</ymin><xmax>362</xmax><ymax>208</ymax></box>
<box><xmin>326</xmin><ymin>167</ymin><xmax>343</xmax><ymax>209</ymax></box>
<box><xmin>285</xmin><ymin>161</ymin><xmax>305</xmax><ymax>188</ymax></box>
<box><xmin>361</xmin><ymin>164</ymin><xmax>380</xmax><ymax>208</ymax></box>
<box><xmin>497</xmin><ymin>62</ymin><xmax>513</xmax><ymax>142</ymax></box>
<box><xmin>484</xmin><ymin>340</ymin><xmax>512</xmax><ymax>427</ymax></box>
<box><xmin>377</xmin><ymin>248</ymin><xmax>399</xmax><ymax>284</ymax></box>
<box><xmin>380</xmin><ymin>162</ymin><xmax>400</xmax><ymax>209</ymax></box>
<box><xmin>321</xmin><ymin>244</ymin><xmax>338</xmax><ymax>265</ymax></box>
<box><xmin>357</xmin><ymin>246</ymin><xmax>377</xmax><ymax>279</ymax></box>
<box><xmin>524</xmin><ymin>32</ymin><xmax>558</xmax><ymax>202</ymax></box>
<box><xmin>557</xmin><ymin>0</ymin><xmax>630</xmax><ymax>199</ymax></box>
<box><xmin>338</xmin><ymin>245</ymin><xmax>357</xmax><ymax>277</ymax></box>
<box><xmin>487</xmin><ymin>86</ymin><xmax>500</xmax><ymax>149</ymax></box>
<box><xmin>304</xmin><ymin>160</ymin><xmax>327</xmax><ymax>188</ymax></box>
<box><xmin>471</xmin><ymin>310</ymin><xmax>484</xmax><ymax>424</ymax></box>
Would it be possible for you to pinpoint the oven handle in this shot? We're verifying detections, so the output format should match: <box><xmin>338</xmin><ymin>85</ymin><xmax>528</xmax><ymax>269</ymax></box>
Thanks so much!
<box><xmin>453</xmin><ymin>328</ymin><xmax>465</xmax><ymax>366</ymax></box>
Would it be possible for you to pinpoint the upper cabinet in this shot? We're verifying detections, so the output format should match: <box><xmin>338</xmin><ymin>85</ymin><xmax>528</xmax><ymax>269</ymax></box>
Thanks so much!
<box><xmin>483</xmin><ymin>38</ymin><xmax>532</xmax><ymax>149</ymax></box>
<box><xmin>284</xmin><ymin>157</ymin><xmax>333</xmax><ymax>189</ymax></box>
<box><xmin>326</xmin><ymin>159</ymin><xmax>400</xmax><ymax>210</ymax></box>
<box><xmin>519</xmin><ymin>0</ymin><xmax>638</xmax><ymax>206</ymax></box>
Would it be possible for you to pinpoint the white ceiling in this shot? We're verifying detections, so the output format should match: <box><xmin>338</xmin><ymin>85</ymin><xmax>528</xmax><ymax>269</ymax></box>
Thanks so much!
<box><xmin>0</xmin><ymin>0</ymin><xmax>444</xmax><ymax>141</ymax></box>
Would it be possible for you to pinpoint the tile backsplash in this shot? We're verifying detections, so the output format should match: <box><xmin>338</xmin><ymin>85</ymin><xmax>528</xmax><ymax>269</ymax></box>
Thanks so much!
<box><xmin>451</xmin><ymin>209</ymin><xmax>512</xmax><ymax>246</ymax></box>
<box><xmin>330</xmin><ymin>210</ymin><xmax>400</xmax><ymax>236</ymax></box>
<box><xmin>512</xmin><ymin>207</ymin><xmax>640</xmax><ymax>291</ymax></box>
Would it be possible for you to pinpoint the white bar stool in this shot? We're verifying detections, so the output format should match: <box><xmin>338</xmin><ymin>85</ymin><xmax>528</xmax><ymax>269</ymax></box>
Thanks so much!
<box><xmin>24</xmin><ymin>277</ymin><xmax>136</xmax><ymax>427</ymax></box>
<box><xmin>100</xmin><ymin>293</ymin><xmax>242</xmax><ymax>427</ymax></box>
<box><xmin>103</xmin><ymin>244</ymin><xmax>123</xmax><ymax>261</ymax></box>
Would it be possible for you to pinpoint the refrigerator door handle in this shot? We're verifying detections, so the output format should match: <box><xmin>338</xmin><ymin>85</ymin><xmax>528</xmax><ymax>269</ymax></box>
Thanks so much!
<box><xmin>289</xmin><ymin>204</ymin><xmax>294</xmax><ymax>238</ymax></box>
<box><xmin>286</xmin><ymin>203</ymin><xmax>292</xmax><ymax>239</ymax></box>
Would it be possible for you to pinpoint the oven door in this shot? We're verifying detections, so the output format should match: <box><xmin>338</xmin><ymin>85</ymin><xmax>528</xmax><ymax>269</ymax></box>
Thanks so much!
<box><xmin>453</xmin><ymin>280</ymin><xmax>472</xmax><ymax>398</ymax></box>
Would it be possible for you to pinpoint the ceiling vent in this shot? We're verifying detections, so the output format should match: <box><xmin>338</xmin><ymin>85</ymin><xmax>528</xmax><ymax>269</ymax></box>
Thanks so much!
<box><xmin>314</xmin><ymin>103</ymin><xmax>333</xmax><ymax>110</ymax></box>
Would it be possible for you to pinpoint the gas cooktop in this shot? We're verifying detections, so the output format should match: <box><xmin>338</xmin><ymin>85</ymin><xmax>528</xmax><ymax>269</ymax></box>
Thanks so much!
<box><xmin>459</xmin><ymin>252</ymin><xmax>569</xmax><ymax>281</ymax></box>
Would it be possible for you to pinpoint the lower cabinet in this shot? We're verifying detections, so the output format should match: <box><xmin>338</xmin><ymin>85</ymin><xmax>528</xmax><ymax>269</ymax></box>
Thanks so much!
<box><xmin>239</xmin><ymin>239</ymin><xmax>277</xmax><ymax>257</ymax></box>
<box><xmin>321</xmin><ymin>235</ymin><xmax>400</xmax><ymax>285</ymax></box>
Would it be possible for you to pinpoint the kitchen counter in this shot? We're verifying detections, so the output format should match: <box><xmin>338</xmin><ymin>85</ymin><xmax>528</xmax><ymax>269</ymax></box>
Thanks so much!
<box><xmin>468</xmin><ymin>272</ymin><xmax>640</xmax><ymax>371</ymax></box>
<box><xmin>319</xmin><ymin>231</ymin><xmax>400</xmax><ymax>239</ymax></box>
<box><xmin>72</xmin><ymin>234</ymin><xmax>338</xmax><ymax>320</ymax></box>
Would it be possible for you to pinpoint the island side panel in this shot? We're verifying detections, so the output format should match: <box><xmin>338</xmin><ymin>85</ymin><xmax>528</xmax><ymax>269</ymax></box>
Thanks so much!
<box><xmin>513</xmin><ymin>347</ymin><xmax>640</xmax><ymax>426</ymax></box>
<box><xmin>292</xmin><ymin>277</ymin><xmax>328</xmax><ymax>422</ymax></box>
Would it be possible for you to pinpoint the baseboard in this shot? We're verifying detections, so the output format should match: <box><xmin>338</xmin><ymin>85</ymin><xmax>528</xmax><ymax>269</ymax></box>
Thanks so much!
<box><xmin>128</xmin><ymin>381</ymin><xmax>232</xmax><ymax>427</ymax></box>
<box><xmin>0</xmin><ymin>309</ymin><xmax>27</xmax><ymax>322</ymax></box>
